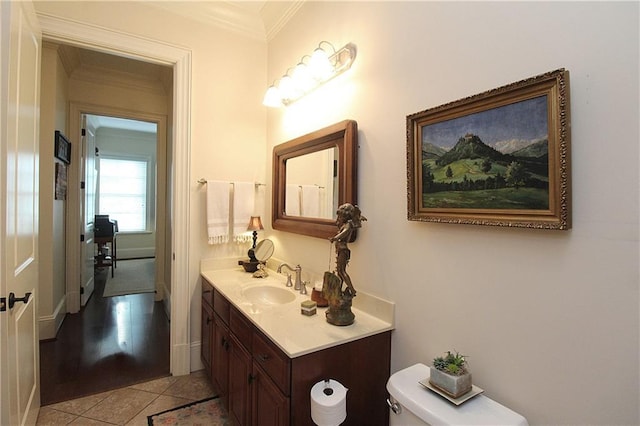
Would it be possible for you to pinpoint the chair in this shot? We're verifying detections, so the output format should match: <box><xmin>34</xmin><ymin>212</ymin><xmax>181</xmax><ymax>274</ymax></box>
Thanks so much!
<box><xmin>94</xmin><ymin>215</ymin><xmax>118</xmax><ymax>277</ymax></box>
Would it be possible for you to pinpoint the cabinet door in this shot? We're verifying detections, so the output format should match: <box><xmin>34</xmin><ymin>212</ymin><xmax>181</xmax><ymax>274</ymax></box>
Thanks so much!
<box><xmin>212</xmin><ymin>314</ymin><xmax>230</xmax><ymax>404</ymax></box>
<box><xmin>201</xmin><ymin>301</ymin><xmax>213</xmax><ymax>374</ymax></box>
<box><xmin>228</xmin><ymin>333</ymin><xmax>252</xmax><ymax>426</ymax></box>
<box><xmin>252</xmin><ymin>363</ymin><xmax>290</xmax><ymax>426</ymax></box>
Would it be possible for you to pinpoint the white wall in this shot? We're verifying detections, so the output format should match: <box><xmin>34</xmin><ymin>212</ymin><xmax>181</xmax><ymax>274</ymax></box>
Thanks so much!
<box><xmin>266</xmin><ymin>2</ymin><xmax>639</xmax><ymax>425</ymax></box>
<box><xmin>38</xmin><ymin>43</ymin><xmax>68</xmax><ymax>340</ymax></box>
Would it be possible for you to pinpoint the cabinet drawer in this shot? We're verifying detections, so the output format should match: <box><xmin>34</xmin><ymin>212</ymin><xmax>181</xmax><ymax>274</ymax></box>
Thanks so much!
<box><xmin>213</xmin><ymin>288</ymin><xmax>230</xmax><ymax>325</ymax></box>
<box><xmin>230</xmin><ymin>306</ymin><xmax>252</xmax><ymax>352</ymax></box>
<box><xmin>202</xmin><ymin>279</ymin><xmax>214</xmax><ymax>308</ymax></box>
<box><xmin>253</xmin><ymin>332</ymin><xmax>291</xmax><ymax>396</ymax></box>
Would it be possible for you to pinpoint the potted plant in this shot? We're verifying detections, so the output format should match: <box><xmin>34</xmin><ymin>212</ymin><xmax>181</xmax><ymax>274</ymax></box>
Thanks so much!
<box><xmin>429</xmin><ymin>351</ymin><xmax>472</xmax><ymax>398</ymax></box>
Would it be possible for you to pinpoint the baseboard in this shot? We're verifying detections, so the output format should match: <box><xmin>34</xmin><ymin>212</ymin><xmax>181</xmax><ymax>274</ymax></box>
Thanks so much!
<box><xmin>81</xmin><ymin>276</ymin><xmax>95</xmax><ymax>307</ymax></box>
<box><xmin>117</xmin><ymin>248</ymin><xmax>155</xmax><ymax>260</ymax></box>
<box><xmin>155</xmin><ymin>279</ymin><xmax>165</xmax><ymax>301</ymax></box>
<box><xmin>66</xmin><ymin>290</ymin><xmax>80</xmax><ymax>313</ymax></box>
<box><xmin>162</xmin><ymin>281</ymin><xmax>171</xmax><ymax>321</ymax></box>
<box><xmin>171</xmin><ymin>342</ymin><xmax>191</xmax><ymax>376</ymax></box>
<box><xmin>191</xmin><ymin>340</ymin><xmax>204</xmax><ymax>372</ymax></box>
<box><xmin>39</xmin><ymin>296</ymin><xmax>67</xmax><ymax>340</ymax></box>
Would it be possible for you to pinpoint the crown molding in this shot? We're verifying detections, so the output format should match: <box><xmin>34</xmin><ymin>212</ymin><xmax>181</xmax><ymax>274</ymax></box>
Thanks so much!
<box><xmin>147</xmin><ymin>1</ymin><xmax>303</xmax><ymax>42</ymax></box>
<box><xmin>149</xmin><ymin>1</ymin><xmax>266</xmax><ymax>41</ymax></box>
<box><xmin>261</xmin><ymin>1</ymin><xmax>305</xmax><ymax>41</ymax></box>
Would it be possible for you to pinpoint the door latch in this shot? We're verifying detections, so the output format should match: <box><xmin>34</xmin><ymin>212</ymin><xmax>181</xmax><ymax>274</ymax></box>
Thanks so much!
<box><xmin>8</xmin><ymin>292</ymin><xmax>31</xmax><ymax>309</ymax></box>
<box><xmin>1</xmin><ymin>293</ymin><xmax>32</xmax><ymax>312</ymax></box>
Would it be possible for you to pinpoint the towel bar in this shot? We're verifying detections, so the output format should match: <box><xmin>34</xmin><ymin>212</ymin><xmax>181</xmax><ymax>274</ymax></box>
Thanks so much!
<box><xmin>197</xmin><ymin>178</ymin><xmax>265</xmax><ymax>187</ymax></box>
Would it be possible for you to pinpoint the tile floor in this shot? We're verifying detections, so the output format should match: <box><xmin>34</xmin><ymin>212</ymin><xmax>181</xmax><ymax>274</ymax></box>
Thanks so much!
<box><xmin>36</xmin><ymin>370</ymin><xmax>216</xmax><ymax>425</ymax></box>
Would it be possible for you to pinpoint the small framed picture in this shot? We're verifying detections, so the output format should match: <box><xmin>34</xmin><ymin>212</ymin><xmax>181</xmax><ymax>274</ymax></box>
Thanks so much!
<box><xmin>55</xmin><ymin>162</ymin><xmax>67</xmax><ymax>200</ymax></box>
<box><xmin>54</xmin><ymin>131</ymin><xmax>71</xmax><ymax>164</ymax></box>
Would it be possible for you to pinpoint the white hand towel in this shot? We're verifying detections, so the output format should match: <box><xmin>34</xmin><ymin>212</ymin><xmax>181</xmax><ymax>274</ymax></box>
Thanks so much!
<box><xmin>285</xmin><ymin>184</ymin><xmax>301</xmax><ymax>216</ymax></box>
<box><xmin>233</xmin><ymin>182</ymin><xmax>255</xmax><ymax>243</ymax></box>
<box><xmin>301</xmin><ymin>185</ymin><xmax>320</xmax><ymax>218</ymax></box>
<box><xmin>206</xmin><ymin>181</ymin><xmax>230</xmax><ymax>244</ymax></box>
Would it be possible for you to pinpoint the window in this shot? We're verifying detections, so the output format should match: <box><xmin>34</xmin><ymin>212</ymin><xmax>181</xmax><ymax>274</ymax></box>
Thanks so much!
<box><xmin>98</xmin><ymin>157</ymin><xmax>149</xmax><ymax>232</ymax></box>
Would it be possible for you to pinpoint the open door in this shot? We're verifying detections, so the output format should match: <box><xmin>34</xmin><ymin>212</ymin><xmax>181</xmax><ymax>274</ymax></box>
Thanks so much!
<box><xmin>0</xmin><ymin>1</ymin><xmax>41</xmax><ymax>424</ymax></box>
<box><xmin>80</xmin><ymin>115</ymin><xmax>97</xmax><ymax>306</ymax></box>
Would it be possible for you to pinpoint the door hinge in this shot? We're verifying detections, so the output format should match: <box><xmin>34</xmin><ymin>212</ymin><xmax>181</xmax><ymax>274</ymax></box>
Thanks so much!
<box><xmin>80</xmin><ymin>234</ymin><xmax>85</xmax><ymax>242</ymax></box>
<box><xmin>80</xmin><ymin>287</ymin><xmax>84</xmax><ymax>295</ymax></box>
<box><xmin>81</xmin><ymin>128</ymin><xmax>86</xmax><ymax>136</ymax></box>
<box><xmin>81</xmin><ymin>181</ymin><xmax>85</xmax><ymax>189</ymax></box>
<box><xmin>0</xmin><ymin>297</ymin><xmax>6</xmax><ymax>312</ymax></box>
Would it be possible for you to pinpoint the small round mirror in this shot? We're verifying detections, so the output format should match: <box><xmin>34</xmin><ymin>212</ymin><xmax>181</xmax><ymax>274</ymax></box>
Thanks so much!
<box><xmin>254</xmin><ymin>239</ymin><xmax>275</xmax><ymax>262</ymax></box>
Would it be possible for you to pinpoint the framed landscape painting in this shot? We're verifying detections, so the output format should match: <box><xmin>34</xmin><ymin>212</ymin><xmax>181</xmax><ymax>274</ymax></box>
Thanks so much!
<box><xmin>407</xmin><ymin>69</ymin><xmax>571</xmax><ymax>230</ymax></box>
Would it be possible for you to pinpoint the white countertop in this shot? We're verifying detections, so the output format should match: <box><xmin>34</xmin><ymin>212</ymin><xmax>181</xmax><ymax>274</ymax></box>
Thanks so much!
<box><xmin>200</xmin><ymin>267</ymin><xmax>394</xmax><ymax>358</ymax></box>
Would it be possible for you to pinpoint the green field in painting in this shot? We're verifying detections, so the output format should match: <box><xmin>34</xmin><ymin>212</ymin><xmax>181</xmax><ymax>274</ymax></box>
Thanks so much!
<box><xmin>425</xmin><ymin>158</ymin><xmax>549</xmax><ymax>183</ymax></box>
<box><xmin>423</xmin><ymin>187</ymin><xmax>549</xmax><ymax>209</ymax></box>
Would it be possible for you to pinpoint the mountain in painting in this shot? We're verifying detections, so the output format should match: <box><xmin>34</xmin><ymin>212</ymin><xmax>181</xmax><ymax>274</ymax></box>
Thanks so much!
<box><xmin>511</xmin><ymin>139</ymin><xmax>548</xmax><ymax>158</ymax></box>
<box><xmin>422</xmin><ymin>142</ymin><xmax>448</xmax><ymax>160</ymax></box>
<box><xmin>493</xmin><ymin>138</ymin><xmax>534</xmax><ymax>154</ymax></box>
<box><xmin>435</xmin><ymin>133</ymin><xmax>509</xmax><ymax>166</ymax></box>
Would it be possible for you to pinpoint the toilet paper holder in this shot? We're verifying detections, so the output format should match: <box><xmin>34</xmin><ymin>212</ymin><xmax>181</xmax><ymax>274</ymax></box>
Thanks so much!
<box><xmin>311</xmin><ymin>378</ymin><xmax>348</xmax><ymax>426</ymax></box>
<box><xmin>323</xmin><ymin>379</ymin><xmax>334</xmax><ymax>396</ymax></box>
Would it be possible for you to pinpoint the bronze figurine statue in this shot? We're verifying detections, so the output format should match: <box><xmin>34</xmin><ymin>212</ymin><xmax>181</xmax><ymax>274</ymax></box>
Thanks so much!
<box><xmin>323</xmin><ymin>203</ymin><xmax>366</xmax><ymax>326</ymax></box>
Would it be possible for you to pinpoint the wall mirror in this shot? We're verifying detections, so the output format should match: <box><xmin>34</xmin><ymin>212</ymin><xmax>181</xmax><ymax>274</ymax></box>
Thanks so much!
<box><xmin>272</xmin><ymin>120</ymin><xmax>358</xmax><ymax>240</ymax></box>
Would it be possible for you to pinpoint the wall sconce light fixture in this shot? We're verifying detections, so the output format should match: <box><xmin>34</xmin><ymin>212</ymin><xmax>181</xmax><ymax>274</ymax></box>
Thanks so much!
<box><xmin>263</xmin><ymin>41</ymin><xmax>357</xmax><ymax>108</ymax></box>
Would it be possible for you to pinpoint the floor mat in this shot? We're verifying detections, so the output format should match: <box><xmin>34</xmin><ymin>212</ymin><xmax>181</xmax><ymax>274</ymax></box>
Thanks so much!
<box><xmin>147</xmin><ymin>396</ymin><xmax>229</xmax><ymax>425</ymax></box>
<box><xmin>102</xmin><ymin>258</ymin><xmax>155</xmax><ymax>297</ymax></box>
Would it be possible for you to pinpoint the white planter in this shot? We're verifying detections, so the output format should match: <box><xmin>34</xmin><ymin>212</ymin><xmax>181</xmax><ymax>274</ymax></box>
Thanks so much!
<box><xmin>429</xmin><ymin>367</ymin><xmax>472</xmax><ymax>398</ymax></box>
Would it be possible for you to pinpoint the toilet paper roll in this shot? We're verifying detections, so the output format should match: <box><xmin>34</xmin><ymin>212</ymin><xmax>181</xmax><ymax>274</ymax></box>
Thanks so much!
<box><xmin>310</xmin><ymin>379</ymin><xmax>348</xmax><ymax>426</ymax></box>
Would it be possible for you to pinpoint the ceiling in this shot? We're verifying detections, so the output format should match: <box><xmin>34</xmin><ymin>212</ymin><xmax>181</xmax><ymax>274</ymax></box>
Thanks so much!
<box><xmin>58</xmin><ymin>1</ymin><xmax>304</xmax><ymax>134</ymax></box>
<box><xmin>148</xmin><ymin>1</ymin><xmax>304</xmax><ymax>41</ymax></box>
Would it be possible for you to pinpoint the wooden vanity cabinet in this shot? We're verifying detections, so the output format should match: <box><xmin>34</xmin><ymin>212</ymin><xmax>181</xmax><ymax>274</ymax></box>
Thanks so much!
<box><xmin>252</xmin><ymin>362</ymin><xmax>290</xmax><ymax>426</ymax></box>
<box><xmin>228</xmin><ymin>331</ymin><xmax>252</xmax><ymax>425</ymax></box>
<box><xmin>200</xmin><ymin>285</ymin><xmax>214</xmax><ymax>376</ymax></box>
<box><xmin>212</xmin><ymin>313</ymin><xmax>230</xmax><ymax>407</ymax></box>
<box><xmin>203</xmin><ymin>285</ymin><xmax>233</xmax><ymax>414</ymax></box>
<box><xmin>202</xmin><ymin>278</ymin><xmax>391</xmax><ymax>426</ymax></box>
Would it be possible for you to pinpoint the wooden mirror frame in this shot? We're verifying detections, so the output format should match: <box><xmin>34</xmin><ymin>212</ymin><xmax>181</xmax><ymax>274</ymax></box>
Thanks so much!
<box><xmin>272</xmin><ymin>120</ymin><xmax>358</xmax><ymax>240</ymax></box>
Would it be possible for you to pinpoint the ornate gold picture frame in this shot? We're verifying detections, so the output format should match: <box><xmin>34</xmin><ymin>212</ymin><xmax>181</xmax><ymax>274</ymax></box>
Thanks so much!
<box><xmin>407</xmin><ymin>69</ymin><xmax>571</xmax><ymax>230</ymax></box>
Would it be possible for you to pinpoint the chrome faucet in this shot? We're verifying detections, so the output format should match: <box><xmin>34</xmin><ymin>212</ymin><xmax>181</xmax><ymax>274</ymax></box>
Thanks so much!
<box><xmin>277</xmin><ymin>263</ymin><xmax>305</xmax><ymax>293</ymax></box>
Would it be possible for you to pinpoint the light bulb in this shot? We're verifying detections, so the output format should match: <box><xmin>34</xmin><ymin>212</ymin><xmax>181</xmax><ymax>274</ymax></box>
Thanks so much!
<box><xmin>309</xmin><ymin>47</ymin><xmax>333</xmax><ymax>81</ymax></box>
<box><xmin>279</xmin><ymin>74</ymin><xmax>304</xmax><ymax>102</ymax></box>
<box><xmin>292</xmin><ymin>62</ymin><xmax>315</xmax><ymax>92</ymax></box>
<box><xmin>262</xmin><ymin>85</ymin><xmax>283</xmax><ymax>107</ymax></box>
<box><xmin>278</xmin><ymin>75</ymin><xmax>295</xmax><ymax>101</ymax></box>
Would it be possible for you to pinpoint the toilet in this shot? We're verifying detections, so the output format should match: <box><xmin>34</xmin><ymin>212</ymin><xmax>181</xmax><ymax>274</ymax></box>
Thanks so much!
<box><xmin>387</xmin><ymin>363</ymin><xmax>528</xmax><ymax>425</ymax></box>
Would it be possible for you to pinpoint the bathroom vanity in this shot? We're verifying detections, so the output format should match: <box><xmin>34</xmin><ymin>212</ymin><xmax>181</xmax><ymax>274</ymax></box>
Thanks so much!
<box><xmin>201</xmin><ymin>268</ymin><xmax>394</xmax><ymax>426</ymax></box>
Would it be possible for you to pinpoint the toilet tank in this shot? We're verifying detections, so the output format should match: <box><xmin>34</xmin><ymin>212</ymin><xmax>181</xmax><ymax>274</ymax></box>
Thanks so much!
<box><xmin>387</xmin><ymin>363</ymin><xmax>528</xmax><ymax>426</ymax></box>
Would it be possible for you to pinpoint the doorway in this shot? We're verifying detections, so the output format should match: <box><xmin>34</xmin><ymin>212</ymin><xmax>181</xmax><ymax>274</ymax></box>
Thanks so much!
<box><xmin>39</xmin><ymin>45</ymin><xmax>173</xmax><ymax>402</ymax></box>
<box><xmin>84</xmin><ymin>113</ymin><xmax>165</xmax><ymax>303</ymax></box>
<box><xmin>39</xmin><ymin>9</ymin><xmax>193</xmax><ymax>380</ymax></box>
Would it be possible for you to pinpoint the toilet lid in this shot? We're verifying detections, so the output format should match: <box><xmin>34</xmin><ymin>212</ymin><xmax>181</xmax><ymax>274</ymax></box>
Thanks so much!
<box><xmin>386</xmin><ymin>363</ymin><xmax>528</xmax><ymax>426</ymax></box>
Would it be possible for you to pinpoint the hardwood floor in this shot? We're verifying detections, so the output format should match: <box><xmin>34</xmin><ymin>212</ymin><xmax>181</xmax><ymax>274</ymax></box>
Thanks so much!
<box><xmin>40</xmin><ymin>261</ymin><xmax>170</xmax><ymax>406</ymax></box>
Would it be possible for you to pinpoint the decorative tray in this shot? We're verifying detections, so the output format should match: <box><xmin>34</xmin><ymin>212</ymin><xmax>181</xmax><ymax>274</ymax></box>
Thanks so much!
<box><xmin>418</xmin><ymin>379</ymin><xmax>484</xmax><ymax>406</ymax></box>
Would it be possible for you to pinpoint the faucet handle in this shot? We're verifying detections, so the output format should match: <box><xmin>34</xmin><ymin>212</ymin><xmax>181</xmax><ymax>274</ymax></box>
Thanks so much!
<box><xmin>286</xmin><ymin>274</ymin><xmax>293</xmax><ymax>287</ymax></box>
<box><xmin>300</xmin><ymin>281</ymin><xmax>308</xmax><ymax>295</ymax></box>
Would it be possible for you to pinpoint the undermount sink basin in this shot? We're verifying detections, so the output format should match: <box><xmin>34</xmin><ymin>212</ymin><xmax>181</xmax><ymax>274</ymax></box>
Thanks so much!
<box><xmin>243</xmin><ymin>285</ymin><xmax>296</xmax><ymax>305</ymax></box>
